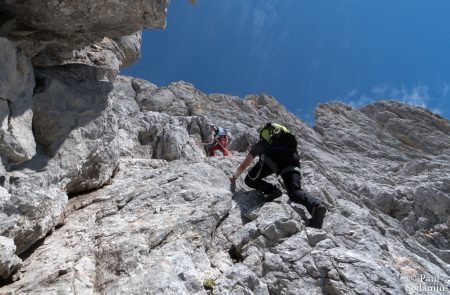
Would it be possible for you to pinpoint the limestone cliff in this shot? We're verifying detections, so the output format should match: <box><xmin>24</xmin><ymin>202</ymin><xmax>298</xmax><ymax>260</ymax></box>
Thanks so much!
<box><xmin>0</xmin><ymin>1</ymin><xmax>449</xmax><ymax>294</ymax></box>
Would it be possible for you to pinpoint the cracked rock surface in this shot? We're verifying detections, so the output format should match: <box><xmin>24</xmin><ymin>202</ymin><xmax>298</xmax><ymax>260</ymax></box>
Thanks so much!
<box><xmin>0</xmin><ymin>72</ymin><xmax>449</xmax><ymax>294</ymax></box>
<box><xmin>0</xmin><ymin>1</ymin><xmax>449</xmax><ymax>293</ymax></box>
<box><xmin>1</xmin><ymin>74</ymin><xmax>450</xmax><ymax>294</ymax></box>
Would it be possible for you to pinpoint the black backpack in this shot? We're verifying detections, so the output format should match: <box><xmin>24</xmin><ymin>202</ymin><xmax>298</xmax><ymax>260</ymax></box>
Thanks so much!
<box><xmin>270</xmin><ymin>132</ymin><xmax>297</xmax><ymax>151</ymax></box>
<box><xmin>259</xmin><ymin>123</ymin><xmax>297</xmax><ymax>151</ymax></box>
<box><xmin>259</xmin><ymin>123</ymin><xmax>300</xmax><ymax>176</ymax></box>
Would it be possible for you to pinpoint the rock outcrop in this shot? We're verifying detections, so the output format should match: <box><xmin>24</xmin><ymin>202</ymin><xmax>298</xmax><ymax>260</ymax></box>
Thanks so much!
<box><xmin>0</xmin><ymin>0</ymin><xmax>167</xmax><ymax>68</ymax></box>
<box><xmin>0</xmin><ymin>37</ymin><xmax>35</xmax><ymax>163</ymax></box>
<box><xmin>0</xmin><ymin>0</ymin><xmax>170</xmax><ymax>287</ymax></box>
<box><xmin>0</xmin><ymin>1</ymin><xmax>449</xmax><ymax>294</ymax></box>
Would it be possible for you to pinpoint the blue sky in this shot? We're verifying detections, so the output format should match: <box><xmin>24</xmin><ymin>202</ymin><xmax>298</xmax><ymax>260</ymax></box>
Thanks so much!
<box><xmin>122</xmin><ymin>0</ymin><xmax>450</xmax><ymax>125</ymax></box>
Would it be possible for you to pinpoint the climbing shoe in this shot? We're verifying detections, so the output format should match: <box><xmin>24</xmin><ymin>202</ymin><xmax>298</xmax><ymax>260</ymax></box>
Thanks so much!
<box><xmin>307</xmin><ymin>204</ymin><xmax>326</xmax><ymax>229</ymax></box>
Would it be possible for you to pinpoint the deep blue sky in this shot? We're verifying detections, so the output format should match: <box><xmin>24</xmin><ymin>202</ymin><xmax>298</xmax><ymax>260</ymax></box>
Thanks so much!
<box><xmin>122</xmin><ymin>0</ymin><xmax>450</xmax><ymax>125</ymax></box>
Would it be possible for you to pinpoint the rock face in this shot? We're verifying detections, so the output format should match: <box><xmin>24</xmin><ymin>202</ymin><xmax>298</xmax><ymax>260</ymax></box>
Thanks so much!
<box><xmin>0</xmin><ymin>37</ymin><xmax>36</xmax><ymax>163</ymax></box>
<box><xmin>0</xmin><ymin>0</ymin><xmax>169</xmax><ymax>287</ymax></box>
<box><xmin>0</xmin><ymin>1</ymin><xmax>449</xmax><ymax>294</ymax></box>
<box><xmin>0</xmin><ymin>236</ymin><xmax>21</xmax><ymax>280</ymax></box>
<box><xmin>1</xmin><ymin>75</ymin><xmax>449</xmax><ymax>294</ymax></box>
<box><xmin>0</xmin><ymin>0</ymin><xmax>168</xmax><ymax>65</ymax></box>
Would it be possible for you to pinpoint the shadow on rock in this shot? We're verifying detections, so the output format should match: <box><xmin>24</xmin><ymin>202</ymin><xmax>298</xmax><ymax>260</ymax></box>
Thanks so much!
<box><xmin>231</xmin><ymin>188</ymin><xmax>311</xmax><ymax>225</ymax></box>
<box><xmin>231</xmin><ymin>190</ymin><xmax>268</xmax><ymax>223</ymax></box>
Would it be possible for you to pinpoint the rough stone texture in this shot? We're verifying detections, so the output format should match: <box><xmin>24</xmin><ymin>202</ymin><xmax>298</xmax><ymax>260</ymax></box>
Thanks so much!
<box><xmin>0</xmin><ymin>37</ymin><xmax>36</xmax><ymax>163</ymax></box>
<box><xmin>0</xmin><ymin>1</ymin><xmax>449</xmax><ymax>293</ymax></box>
<box><xmin>0</xmin><ymin>0</ymin><xmax>168</xmax><ymax>66</ymax></box>
<box><xmin>314</xmin><ymin>102</ymin><xmax>450</xmax><ymax>265</ymax></box>
<box><xmin>30</xmin><ymin>32</ymin><xmax>144</xmax><ymax>82</ymax></box>
<box><xmin>0</xmin><ymin>236</ymin><xmax>22</xmax><ymax>280</ymax></box>
<box><xmin>0</xmin><ymin>74</ymin><xmax>211</xmax><ymax>261</ymax></box>
<box><xmin>0</xmin><ymin>180</ymin><xmax>68</xmax><ymax>254</ymax></box>
<box><xmin>1</xmin><ymin>0</ymin><xmax>167</xmax><ymax>36</ymax></box>
<box><xmin>0</xmin><ymin>0</ymin><xmax>171</xmax><ymax>285</ymax></box>
<box><xmin>28</xmin><ymin>73</ymin><xmax>207</xmax><ymax>195</ymax></box>
<box><xmin>0</xmin><ymin>37</ymin><xmax>33</xmax><ymax>102</ymax></box>
<box><xmin>2</xmin><ymin>158</ymin><xmax>232</xmax><ymax>294</ymax></box>
<box><xmin>1</xmin><ymin>72</ymin><xmax>449</xmax><ymax>294</ymax></box>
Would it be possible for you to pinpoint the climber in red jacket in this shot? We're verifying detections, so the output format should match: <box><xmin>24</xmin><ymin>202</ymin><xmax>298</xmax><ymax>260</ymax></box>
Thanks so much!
<box><xmin>205</xmin><ymin>125</ymin><xmax>229</xmax><ymax>156</ymax></box>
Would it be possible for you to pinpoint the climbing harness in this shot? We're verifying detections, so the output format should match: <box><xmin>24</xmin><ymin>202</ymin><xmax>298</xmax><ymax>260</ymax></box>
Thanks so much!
<box><xmin>247</xmin><ymin>154</ymin><xmax>266</xmax><ymax>181</ymax></box>
<box><xmin>247</xmin><ymin>153</ymin><xmax>301</xmax><ymax>181</ymax></box>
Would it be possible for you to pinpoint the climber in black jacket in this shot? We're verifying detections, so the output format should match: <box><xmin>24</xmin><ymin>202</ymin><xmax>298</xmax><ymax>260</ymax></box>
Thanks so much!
<box><xmin>229</xmin><ymin>123</ymin><xmax>326</xmax><ymax>229</ymax></box>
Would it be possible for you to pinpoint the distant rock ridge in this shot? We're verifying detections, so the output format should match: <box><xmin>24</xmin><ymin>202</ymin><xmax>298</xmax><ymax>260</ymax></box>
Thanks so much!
<box><xmin>0</xmin><ymin>1</ymin><xmax>449</xmax><ymax>294</ymax></box>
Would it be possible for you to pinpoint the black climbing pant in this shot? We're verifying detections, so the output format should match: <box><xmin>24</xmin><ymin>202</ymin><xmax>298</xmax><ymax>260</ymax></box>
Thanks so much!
<box><xmin>244</xmin><ymin>154</ymin><xmax>323</xmax><ymax>214</ymax></box>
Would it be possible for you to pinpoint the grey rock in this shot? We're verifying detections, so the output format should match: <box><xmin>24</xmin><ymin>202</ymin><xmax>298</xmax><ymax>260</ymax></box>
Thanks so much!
<box><xmin>306</xmin><ymin>228</ymin><xmax>328</xmax><ymax>246</ymax></box>
<box><xmin>361</xmin><ymin>101</ymin><xmax>450</xmax><ymax>156</ymax></box>
<box><xmin>215</xmin><ymin>264</ymin><xmax>269</xmax><ymax>295</ymax></box>
<box><xmin>1</xmin><ymin>79</ymin><xmax>449</xmax><ymax>295</ymax></box>
<box><xmin>0</xmin><ymin>181</ymin><xmax>67</xmax><ymax>254</ymax></box>
<box><xmin>0</xmin><ymin>37</ymin><xmax>34</xmax><ymax>103</ymax></box>
<box><xmin>1</xmin><ymin>0</ymin><xmax>168</xmax><ymax>66</ymax></box>
<box><xmin>31</xmin><ymin>65</ymin><xmax>119</xmax><ymax>194</ymax></box>
<box><xmin>32</xmin><ymin>65</ymin><xmax>113</xmax><ymax>152</ymax></box>
<box><xmin>0</xmin><ymin>236</ymin><xmax>22</xmax><ymax>280</ymax></box>
<box><xmin>32</xmin><ymin>32</ymin><xmax>143</xmax><ymax>76</ymax></box>
<box><xmin>1</xmin><ymin>158</ymin><xmax>232</xmax><ymax>293</ymax></box>
<box><xmin>263</xmin><ymin>252</ymin><xmax>288</xmax><ymax>273</ymax></box>
<box><xmin>136</xmin><ymin>86</ymin><xmax>189</xmax><ymax>116</ymax></box>
<box><xmin>0</xmin><ymin>4</ymin><xmax>449</xmax><ymax>291</ymax></box>
<box><xmin>325</xmin><ymin>247</ymin><xmax>404</xmax><ymax>294</ymax></box>
<box><xmin>0</xmin><ymin>37</ymin><xmax>36</xmax><ymax>163</ymax></box>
